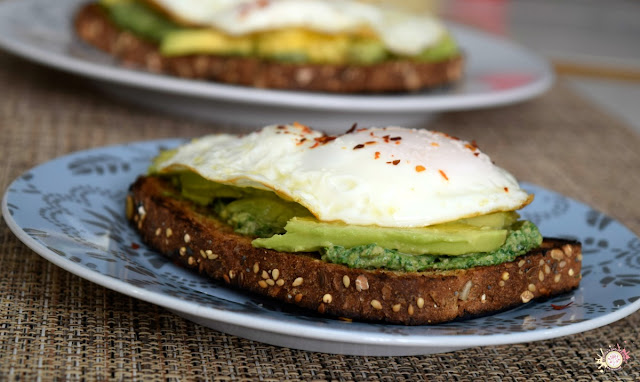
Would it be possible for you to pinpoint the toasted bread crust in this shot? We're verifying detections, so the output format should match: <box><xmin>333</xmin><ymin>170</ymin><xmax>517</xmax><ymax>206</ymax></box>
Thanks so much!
<box><xmin>74</xmin><ymin>3</ymin><xmax>464</xmax><ymax>93</ymax></box>
<box><xmin>127</xmin><ymin>176</ymin><xmax>582</xmax><ymax>325</ymax></box>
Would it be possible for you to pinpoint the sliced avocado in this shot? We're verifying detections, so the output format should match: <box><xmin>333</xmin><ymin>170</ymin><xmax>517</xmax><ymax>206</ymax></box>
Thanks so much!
<box><xmin>172</xmin><ymin>172</ymin><xmax>312</xmax><ymax>235</ymax></box>
<box><xmin>177</xmin><ymin>172</ymin><xmax>275</xmax><ymax>205</ymax></box>
<box><xmin>252</xmin><ymin>217</ymin><xmax>508</xmax><ymax>255</ymax></box>
<box><xmin>306</xmin><ymin>35</ymin><xmax>350</xmax><ymax>64</ymax></box>
<box><xmin>255</xmin><ymin>29</ymin><xmax>350</xmax><ymax>64</ymax></box>
<box><xmin>152</xmin><ymin>172</ymin><xmax>517</xmax><ymax>255</ymax></box>
<box><xmin>160</xmin><ymin>29</ymin><xmax>253</xmax><ymax>57</ymax></box>
<box><xmin>255</xmin><ymin>29</ymin><xmax>309</xmax><ymax>61</ymax></box>
<box><xmin>148</xmin><ymin>148</ymin><xmax>177</xmax><ymax>174</ymax></box>
<box><xmin>347</xmin><ymin>38</ymin><xmax>388</xmax><ymax>64</ymax></box>
<box><xmin>450</xmin><ymin>211</ymin><xmax>519</xmax><ymax>229</ymax></box>
<box><xmin>414</xmin><ymin>34</ymin><xmax>459</xmax><ymax>62</ymax></box>
<box><xmin>104</xmin><ymin>1</ymin><xmax>179</xmax><ymax>43</ymax></box>
<box><xmin>217</xmin><ymin>197</ymin><xmax>313</xmax><ymax>237</ymax></box>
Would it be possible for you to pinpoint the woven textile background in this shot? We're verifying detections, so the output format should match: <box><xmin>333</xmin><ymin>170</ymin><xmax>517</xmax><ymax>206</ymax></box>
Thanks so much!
<box><xmin>0</xmin><ymin>16</ymin><xmax>639</xmax><ymax>381</ymax></box>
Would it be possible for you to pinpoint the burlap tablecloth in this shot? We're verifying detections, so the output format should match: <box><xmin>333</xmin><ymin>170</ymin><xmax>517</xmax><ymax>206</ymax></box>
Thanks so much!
<box><xmin>1</xmin><ymin>46</ymin><xmax>639</xmax><ymax>380</ymax></box>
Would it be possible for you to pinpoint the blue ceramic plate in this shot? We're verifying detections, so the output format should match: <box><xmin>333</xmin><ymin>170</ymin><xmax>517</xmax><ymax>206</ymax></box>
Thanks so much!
<box><xmin>3</xmin><ymin>140</ymin><xmax>640</xmax><ymax>356</ymax></box>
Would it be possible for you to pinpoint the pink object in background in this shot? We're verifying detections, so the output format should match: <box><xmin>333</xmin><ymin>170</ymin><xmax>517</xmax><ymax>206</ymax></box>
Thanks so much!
<box><xmin>479</xmin><ymin>73</ymin><xmax>536</xmax><ymax>90</ymax></box>
<box><xmin>441</xmin><ymin>0</ymin><xmax>508</xmax><ymax>36</ymax></box>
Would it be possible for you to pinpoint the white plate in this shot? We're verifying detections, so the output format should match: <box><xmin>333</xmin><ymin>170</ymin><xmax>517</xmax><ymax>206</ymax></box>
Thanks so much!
<box><xmin>3</xmin><ymin>140</ymin><xmax>640</xmax><ymax>356</ymax></box>
<box><xmin>0</xmin><ymin>0</ymin><xmax>554</xmax><ymax>131</ymax></box>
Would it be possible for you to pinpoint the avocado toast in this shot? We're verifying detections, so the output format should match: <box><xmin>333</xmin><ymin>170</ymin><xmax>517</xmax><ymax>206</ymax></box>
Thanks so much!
<box><xmin>74</xmin><ymin>0</ymin><xmax>463</xmax><ymax>92</ymax></box>
<box><xmin>126</xmin><ymin>125</ymin><xmax>582</xmax><ymax>324</ymax></box>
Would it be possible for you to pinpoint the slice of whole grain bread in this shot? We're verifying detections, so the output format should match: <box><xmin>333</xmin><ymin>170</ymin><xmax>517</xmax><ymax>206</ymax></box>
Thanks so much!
<box><xmin>127</xmin><ymin>176</ymin><xmax>582</xmax><ymax>325</ymax></box>
<box><xmin>74</xmin><ymin>3</ymin><xmax>464</xmax><ymax>93</ymax></box>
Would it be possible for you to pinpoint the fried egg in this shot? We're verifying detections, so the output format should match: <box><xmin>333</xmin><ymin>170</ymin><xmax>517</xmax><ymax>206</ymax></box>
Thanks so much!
<box><xmin>153</xmin><ymin>124</ymin><xmax>532</xmax><ymax>228</ymax></box>
<box><xmin>145</xmin><ymin>0</ymin><xmax>446</xmax><ymax>55</ymax></box>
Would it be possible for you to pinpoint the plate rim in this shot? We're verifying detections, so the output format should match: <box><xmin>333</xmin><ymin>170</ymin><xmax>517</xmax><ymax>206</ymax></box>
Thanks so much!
<box><xmin>2</xmin><ymin>139</ymin><xmax>640</xmax><ymax>351</ymax></box>
<box><xmin>0</xmin><ymin>0</ymin><xmax>554</xmax><ymax>113</ymax></box>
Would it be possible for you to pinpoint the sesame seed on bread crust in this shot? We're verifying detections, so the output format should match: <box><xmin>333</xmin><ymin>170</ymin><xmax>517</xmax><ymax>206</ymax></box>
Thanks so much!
<box><xmin>74</xmin><ymin>3</ymin><xmax>464</xmax><ymax>93</ymax></box>
<box><xmin>127</xmin><ymin>175</ymin><xmax>582</xmax><ymax>325</ymax></box>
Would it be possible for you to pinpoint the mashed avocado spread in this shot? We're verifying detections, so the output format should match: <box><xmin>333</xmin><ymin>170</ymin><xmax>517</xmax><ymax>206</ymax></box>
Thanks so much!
<box><xmin>156</xmin><ymin>172</ymin><xmax>543</xmax><ymax>272</ymax></box>
<box><xmin>322</xmin><ymin>221</ymin><xmax>541</xmax><ymax>271</ymax></box>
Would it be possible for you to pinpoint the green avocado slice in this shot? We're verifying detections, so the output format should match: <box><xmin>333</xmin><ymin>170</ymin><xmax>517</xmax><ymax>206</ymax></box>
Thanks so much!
<box><xmin>252</xmin><ymin>217</ymin><xmax>509</xmax><ymax>256</ymax></box>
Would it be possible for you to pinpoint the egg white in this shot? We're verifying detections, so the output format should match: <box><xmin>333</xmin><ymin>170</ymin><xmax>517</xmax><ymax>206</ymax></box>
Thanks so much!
<box><xmin>153</xmin><ymin>124</ymin><xmax>532</xmax><ymax>228</ymax></box>
<box><xmin>145</xmin><ymin>0</ymin><xmax>445</xmax><ymax>55</ymax></box>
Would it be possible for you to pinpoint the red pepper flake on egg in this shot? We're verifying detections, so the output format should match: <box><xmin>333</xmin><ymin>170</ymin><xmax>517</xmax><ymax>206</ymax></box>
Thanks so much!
<box><xmin>309</xmin><ymin>135</ymin><xmax>336</xmax><ymax>149</ymax></box>
<box><xmin>436</xmin><ymin>131</ymin><xmax>460</xmax><ymax>141</ymax></box>
<box><xmin>504</xmin><ymin>187</ymin><xmax>509</xmax><ymax>192</ymax></box>
<box><xmin>415</xmin><ymin>165</ymin><xmax>426</xmax><ymax>172</ymax></box>
<box><xmin>374</xmin><ymin>152</ymin><xmax>380</xmax><ymax>159</ymax></box>
<box><xmin>353</xmin><ymin>144</ymin><xmax>365</xmax><ymax>150</ymax></box>
<box><xmin>439</xmin><ymin>170</ymin><xmax>449</xmax><ymax>181</ymax></box>
<box><xmin>386</xmin><ymin>159</ymin><xmax>401</xmax><ymax>165</ymax></box>
<box><xmin>316</xmin><ymin>136</ymin><xmax>336</xmax><ymax>144</ymax></box>
<box><xmin>292</xmin><ymin>121</ymin><xmax>312</xmax><ymax>134</ymax></box>
<box><xmin>465</xmin><ymin>140</ymin><xmax>479</xmax><ymax>152</ymax></box>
